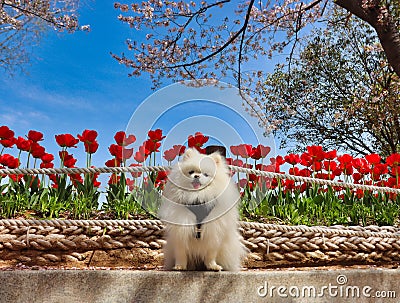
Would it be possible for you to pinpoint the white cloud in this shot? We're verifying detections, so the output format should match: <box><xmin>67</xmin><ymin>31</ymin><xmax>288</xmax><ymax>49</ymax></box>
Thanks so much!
<box><xmin>0</xmin><ymin>108</ymin><xmax>50</xmax><ymax>129</ymax></box>
<box><xmin>1</xmin><ymin>77</ymin><xmax>97</xmax><ymax>111</ymax></box>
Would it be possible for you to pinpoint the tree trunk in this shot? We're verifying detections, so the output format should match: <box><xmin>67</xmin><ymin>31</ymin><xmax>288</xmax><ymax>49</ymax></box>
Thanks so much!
<box><xmin>334</xmin><ymin>0</ymin><xmax>400</xmax><ymax>77</ymax></box>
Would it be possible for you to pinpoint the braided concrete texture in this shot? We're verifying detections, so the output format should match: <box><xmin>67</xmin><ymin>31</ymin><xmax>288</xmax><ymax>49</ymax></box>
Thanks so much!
<box><xmin>0</xmin><ymin>269</ymin><xmax>399</xmax><ymax>303</ymax></box>
<box><xmin>1</xmin><ymin>219</ymin><xmax>400</xmax><ymax>266</ymax></box>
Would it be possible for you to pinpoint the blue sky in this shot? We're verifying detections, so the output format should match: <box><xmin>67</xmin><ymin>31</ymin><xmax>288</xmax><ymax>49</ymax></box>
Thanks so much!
<box><xmin>0</xmin><ymin>2</ymin><xmax>279</xmax><ymax>170</ymax></box>
<box><xmin>1</xmin><ymin>2</ymin><xmax>153</xmax><ymax>166</ymax></box>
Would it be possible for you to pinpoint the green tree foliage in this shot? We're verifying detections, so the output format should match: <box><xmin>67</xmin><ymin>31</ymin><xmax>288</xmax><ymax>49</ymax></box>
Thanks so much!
<box><xmin>262</xmin><ymin>11</ymin><xmax>400</xmax><ymax>156</ymax></box>
<box><xmin>113</xmin><ymin>1</ymin><xmax>400</xmax><ymax>135</ymax></box>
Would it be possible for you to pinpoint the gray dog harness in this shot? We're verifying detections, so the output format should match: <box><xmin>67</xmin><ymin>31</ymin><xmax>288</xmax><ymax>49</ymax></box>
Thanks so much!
<box><xmin>185</xmin><ymin>200</ymin><xmax>215</xmax><ymax>239</ymax></box>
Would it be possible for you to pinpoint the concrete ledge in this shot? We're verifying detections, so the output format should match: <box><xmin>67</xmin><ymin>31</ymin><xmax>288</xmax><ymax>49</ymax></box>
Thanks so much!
<box><xmin>0</xmin><ymin>268</ymin><xmax>399</xmax><ymax>303</ymax></box>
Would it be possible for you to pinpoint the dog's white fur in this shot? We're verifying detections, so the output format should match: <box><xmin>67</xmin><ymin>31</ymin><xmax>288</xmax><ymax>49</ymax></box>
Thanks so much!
<box><xmin>159</xmin><ymin>148</ymin><xmax>246</xmax><ymax>271</ymax></box>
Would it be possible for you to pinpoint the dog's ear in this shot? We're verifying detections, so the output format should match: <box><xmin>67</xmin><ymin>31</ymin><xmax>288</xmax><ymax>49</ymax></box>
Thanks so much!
<box><xmin>210</xmin><ymin>152</ymin><xmax>222</xmax><ymax>166</ymax></box>
<box><xmin>183</xmin><ymin>148</ymin><xmax>199</xmax><ymax>160</ymax></box>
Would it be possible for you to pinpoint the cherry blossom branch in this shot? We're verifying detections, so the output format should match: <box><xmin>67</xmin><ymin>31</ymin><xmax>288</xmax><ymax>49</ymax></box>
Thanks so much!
<box><xmin>168</xmin><ymin>3</ymin><xmax>253</xmax><ymax>69</ymax></box>
<box><xmin>238</xmin><ymin>0</ymin><xmax>256</xmax><ymax>91</ymax></box>
<box><xmin>3</xmin><ymin>1</ymin><xmax>87</xmax><ymax>32</ymax></box>
<box><xmin>287</xmin><ymin>3</ymin><xmax>303</xmax><ymax>87</ymax></box>
<box><xmin>164</xmin><ymin>0</ymin><xmax>231</xmax><ymax>52</ymax></box>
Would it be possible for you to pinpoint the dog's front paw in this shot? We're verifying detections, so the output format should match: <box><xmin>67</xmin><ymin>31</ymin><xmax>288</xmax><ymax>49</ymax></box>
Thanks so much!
<box><xmin>206</xmin><ymin>263</ymin><xmax>223</xmax><ymax>271</ymax></box>
<box><xmin>173</xmin><ymin>264</ymin><xmax>187</xmax><ymax>271</ymax></box>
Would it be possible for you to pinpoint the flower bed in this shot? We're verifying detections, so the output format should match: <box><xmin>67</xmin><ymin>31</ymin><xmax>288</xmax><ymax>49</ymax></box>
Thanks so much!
<box><xmin>1</xmin><ymin>126</ymin><xmax>400</xmax><ymax>268</ymax></box>
<box><xmin>0</xmin><ymin>126</ymin><xmax>399</xmax><ymax>226</ymax></box>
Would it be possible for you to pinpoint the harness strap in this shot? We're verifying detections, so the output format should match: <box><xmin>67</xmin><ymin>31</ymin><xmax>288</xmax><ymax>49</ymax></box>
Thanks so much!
<box><xmin>185</xmin><ymin>199</ymin><xmax>215</xmax><ymax>239</ymax></box>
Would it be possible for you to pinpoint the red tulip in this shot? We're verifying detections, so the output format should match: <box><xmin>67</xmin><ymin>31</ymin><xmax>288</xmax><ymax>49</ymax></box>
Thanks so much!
<box><xmin>188</xmin><ymin>132</ymin><xmax>209</xmax><ymax>152</ymax></box>
<box><xmin>41</xmin><ymin>153</ymin><xmax>54</xmax><ymax>163</ymax></box>
<box><xmin>31</xmin><ymin>143</ymin><xmax>46</xmax><ymax>159</ymax></box>
<box><xmin>148</xmin><ymin>129</ymin><xmax>165</xmax><ymax>142</ymax></box>
<box><xmin>372</xmin><ymin>163</ymin><xmax>388</xmax><ymax>180</ymax></box>
<box><xmin>126</xmin><ymin>178</ymin><xmax>135</xmax><ymax>191</ymax></box>
<box><xmin>332</xmin><ymin>167</ymin><xmax>343</xmax><ymax>177</ymax></box>
<box><xmin>55</xmin><ymin>134</ymin><xmax>79</xmax><ymax>148</ymax></box>
<box><xmin>69</xmin><ymin>173</ymin><xmax>83</xmax><ymax>185</ymax></box>
<box><xmin>134</xmin><ymin>144</ymin><xmax>150</xmax><ymax>163</ymax></box>
<box><xmin>248</xmin><ymin>174</ymin><xmax>259</xmax><ymax>182</ymax></box>
<box><xmin>386</xmin><ymin>153</ymin><xmax>400</xmax><ymax>167</ymax></box>
<box><xmin>251</xmin><ymin>147</ymin><xmax>261</xmax><ymax>160</ymax></box>
<box><xmin>289</xmin><ymin>166</ymin><xmax>299</xmax><ymax>175</ymax></box>
<box><xmin>78</xmin><ymin>129</ymin><xmax>98</xmax><ymax>143</ymax></box>
<box><xmin>325</xmin><ymin>150</ymin><xmax>337</xmax><ymax>160</ymax></box>
<box><xmin>365</xmin><ymin>153</ymin><xmax>381</xmax><ymax>165</ymax></box>
<box><xmin>390</xmin><ymin>166</ymin><xmax>400</xmax><ymax>177</ymax></box>
<box><xmin>109</xmin><ymin>144</ymin><xmax>123</xmax><ymax>159</ymax></box>
<box><xmin>163</xmin><ymin>148</ymin><xmax>177</xmax><ymax>162</ymax></box>
<box><xmin>284</xmin><ymin>179</ymin><xmax>296</xmax><ymax>190</ymax></box>
<box><xmin>27</xmin><ymin>130</ymin><xmax>44</xmax><ymax>142</ymax></box>
<box><xmin>225</xmin><ymin>157</ymin><xmax>233</xmax><ymax>165</ymax></box>
<box><xmin>337</xmin><ymin>154</ymin><xmax>354</xmax><ymax>175</ymax></box>
<box><xmin>238</xmin><ymin>178</ymin><xmax>249</xmax><ymax>188</ymax></box>
<box><xmin>386</xmin><ymin>177</ymin><xmax>398</xmax><ymax>188</ymax></box>
<box><xmin>355</xmin><ymin>189</ymin><xmax>364</xmax><ymax>199</ymax></box>
<box><xmin>155</xmin><ymin>171</ymin><xmax>169</xmax><ymax>188</ymax></box>
<box><xmin>256</xmin><ymin>144</ymin><xmax>271</xmax><ymax>158</ymax></box>
<box><xmin>134</xmin><ymin>152</ymin><xmax>146</xmax><ymax>163</ymax></box>
<box><xmin>175</xmin><ymin>145</ymin><xmax>186</xmax><ymax>156</ymax></box>
<box><xmin>274</xmin><ymin>156</ymin><xmax>285</xmax><ymax>172</ymax></box>
<box><xmin>84</xmin><ymin>141</ymin><xmax>99</xmax><ymax>154</ymax></box>
<box><xmin>306</xmin><ymin>145</ymin><xmax>325</xmax><ymax>162</ymax></box>
<box><xmin>16</xmin><ymin>136</ymin><xmax>33</xmax><ymax>152</ymax></box>
<box><xmin>105</xmin><ymin>158</ymin><xmax>121</xmax><ymax>167</ymax></box>
<box><xmin>338</xmin><ymin>154</ymin><xmax>353</xmax><ymax>164</ymax></box>
<box><xmin>311</xmin><ymin>161</ymin><xmax>322</xmax><ymax>171</ymax></box>
<box><xmin>323</xmin><ymin>160</ymin><xmax>337</xmax><ymax>172</ymax></box>
<box><xmin>93</xmin><ymin>179</ymin><xmax>101</xmax><ymax>188</ymax></box>
<box><xmin>64</xmin><ymin>156</ymin><xmax>77</xmax><ymax>168</ymax></box>
<box><xmin>230</xmin><ymin>145</ymin><xmax>240</xmax><ymax>156</ymax></box>
<box><xmin>40</xmin><ymin>162</ymin><xmax>54</xmax><ymax>169</ymax></box>
<box><xmin>298</xmin><ymin>168</ymin><xmax>312</xmax><ymax>177</ymax></box>
<box><xmin>121</xmin><ymin>147</ymin><xmax>133</xmax><ymax>160</ymax></box>
<box><xmin>243</xmin><ymin>163</ymin><xmax>253</xmax><ymax>169</ymax></box>
<box><xmin>256</xmin><ymin>163</ymin><xmax>275</xmax><ymax>172</ymax></box>
<box><xmin>144</xmin><ymin>139</ymin><xmax>161</xmax><ymax>153</ymax></box>
<box><xmin>271</xmin><ymin>155</ymin><xmax>285</xmax><ymax>165</ymax></box>
<box><xmin>352</xmin><ymin>173</ymin><xmax>363</xmax><ymax>183</ymax></box>
<box><xmin>233</xmin><ymin>159</ymin><xmax>244</xmax><ymax>167</ymax></box>
<box><xmin>0</xmin><ymin>138</ymin><xmax>16</xmax><ymax>148</ymax></box>
<box><xmin>114</xmin><ymin>131</ymin><xmax>136</xmax><ymax>146</ymax></box>
<box><xmin>284</xmin><ymin>153</ymin><xmax>301</xmax><ymax>165</ymax></box>
<box><xmin>59</xmin><ymin>151</ymin><xmax>77</xmax><ymax>168</ymax></box>
<box><xmin>236</xmin><ymin>144</ymin><xmax>254</xmax><ymax>158</ymax></box>
<box><xmin>0</xmin><ymin>126</ymin><xmax>14</xmax><ymax>139</ymax></box>
<box><xmin>88</xmin><ymin>168</ymin><xmax>101</xmax><ymax>187</ymax></box>
<box><xmin>352</xmin><ymin>158</ymin><xmax>369</xmax><ymax>173</ymax></box>
<box><xmin>300</xmin><ymin>152</ymin><xmax>313</xmax><ymax>167</ymax></box>
<box><xmin>163</xmin><ymin>145</ymin><xmax>186</xmax><ymax>162</ymax></box>
<box><xmin>9</xmin><ymin>174</ymin><xmax>23</xmax><ymax>182</ymax></box>
<box><xmin>0</xmin><ymin>154</ymin><xmax>19</xmax><ymax>168</ymax></box>
<box><xmin>78</xmin><ymin>130</ymin><xmax>99</xmax><ymax>154</ymax></box>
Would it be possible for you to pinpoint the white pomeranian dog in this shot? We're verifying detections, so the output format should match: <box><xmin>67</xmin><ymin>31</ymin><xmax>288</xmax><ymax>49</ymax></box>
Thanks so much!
<box><xmin>159</xmin><ymin>148</ymin><xmax>246</xmax><ymax>271</ymax></box>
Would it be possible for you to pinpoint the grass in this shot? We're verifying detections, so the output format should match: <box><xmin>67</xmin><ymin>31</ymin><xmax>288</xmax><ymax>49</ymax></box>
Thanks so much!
<box><xmin>0</xmin><ymin>174</ymin><xmax>399</xmax><ymax>227</ymax></box>
<box><xmin>240</xmin><ymin>183</ymin><xmax>400</xmax><ymax>227</ymax></box>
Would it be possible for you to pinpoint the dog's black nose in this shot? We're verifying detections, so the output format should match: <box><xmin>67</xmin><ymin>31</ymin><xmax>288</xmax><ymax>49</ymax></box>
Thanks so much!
<box><xmin>194</xmin><ymin>174</ymin><xmax>200</xmax><ymax>179</ymax></box>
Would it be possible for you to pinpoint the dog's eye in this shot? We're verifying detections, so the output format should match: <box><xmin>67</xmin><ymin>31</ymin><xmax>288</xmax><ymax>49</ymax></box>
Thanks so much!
<box><xmin>188</xmin><ymin>170</ymin><xmax>194</xmax><ymax>175</ymax></box>
<box><xmin>203</xmin><ymin>173</ymin><xmax>209</xmax><ymax>177</ymax></box>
